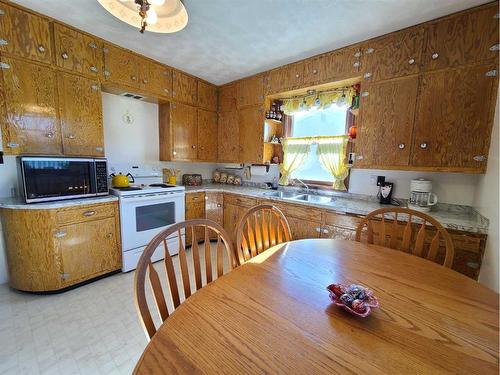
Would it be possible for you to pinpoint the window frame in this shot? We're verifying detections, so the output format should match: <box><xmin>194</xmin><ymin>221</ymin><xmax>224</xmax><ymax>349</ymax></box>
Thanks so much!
<box><xmin>284</xmin><ymin>106</ymin><xmax>354</xmax><ymax>190</ymax></box>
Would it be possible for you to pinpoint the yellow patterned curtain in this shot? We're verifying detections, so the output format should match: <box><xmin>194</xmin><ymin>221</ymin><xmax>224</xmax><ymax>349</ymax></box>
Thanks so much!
<box><xmin>316</xmin><ymin>135</ymin><xmax>349</xmax><ymax>190</ymax></box>
<box><xmin>278</xmin><ymin>138</ymin><xmax>313</xmax><ymax>185</ymax></box>
<box><xmin>281</xmin><ymin>87</ymin><xmax>355</xmax><ymax>115</ymax></box>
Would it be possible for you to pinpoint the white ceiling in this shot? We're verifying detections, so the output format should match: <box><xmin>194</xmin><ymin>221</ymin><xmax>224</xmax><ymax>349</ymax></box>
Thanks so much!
<box><xmin>13</xmin><ymin>0</ymin><xmax>491</xmax><ymax>85</ymax></box>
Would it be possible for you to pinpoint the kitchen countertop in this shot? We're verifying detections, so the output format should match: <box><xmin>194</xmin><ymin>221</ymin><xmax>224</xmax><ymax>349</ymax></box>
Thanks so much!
<box><xmin>0</xmin><ymin>195</ymin><xmax>118</xmax><ymax>209</ymax></box>
<box><xmin>185</xmin><ymin>184</ymin><xmax>489</xmax><ymax>235</ymax></box>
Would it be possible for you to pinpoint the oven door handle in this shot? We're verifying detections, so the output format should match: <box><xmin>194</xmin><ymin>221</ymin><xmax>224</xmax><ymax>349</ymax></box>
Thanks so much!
<box><xmin>120</xmin><ymin>192</ymin><xmax>185</xmax><ymax>203</ymax></box>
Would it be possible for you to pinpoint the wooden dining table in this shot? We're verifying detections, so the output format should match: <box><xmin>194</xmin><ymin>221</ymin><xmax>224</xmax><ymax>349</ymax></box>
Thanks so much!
<box><xmin>134</xmin><ymin>239</ymin><xmax>499</xmax><ymax>374</ymax></box>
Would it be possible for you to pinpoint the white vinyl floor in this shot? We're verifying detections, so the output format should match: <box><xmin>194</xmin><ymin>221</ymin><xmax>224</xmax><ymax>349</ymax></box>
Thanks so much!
<box><xmin>0</xmin><ymin>244</ymin><xmax>231</xmax><ymax>375</ymax></box>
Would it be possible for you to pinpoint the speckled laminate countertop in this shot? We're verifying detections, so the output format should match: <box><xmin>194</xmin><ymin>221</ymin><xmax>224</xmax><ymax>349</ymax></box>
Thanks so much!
<box><xmin>185</xmin><ymin>184</ymin><xmax>489</xmax><ymax>235</ymax></box>
<box><xmin>0</xmin><ymin>195</ymin><xmax>118</xmax><ymax>209</ymax></box>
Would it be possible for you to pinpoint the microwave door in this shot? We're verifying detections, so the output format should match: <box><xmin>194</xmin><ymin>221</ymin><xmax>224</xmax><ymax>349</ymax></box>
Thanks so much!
<box><xmin>119</xmin><ymin>194</ymin><xmax>185</xmax><ymax>251</ymax></box>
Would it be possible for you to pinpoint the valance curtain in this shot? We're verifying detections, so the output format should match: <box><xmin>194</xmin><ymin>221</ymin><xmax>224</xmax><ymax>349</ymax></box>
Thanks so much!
<box><xmin>281</xmin><ymin>87</ymin><xmax>355</xmax><ymax>115</ymax></box>
<box><xmin>279</xmin><ymin>135</ymin><xmax>349</xmax><ymax>190</ymax></box>
<box><xmin>278</xmin><ymin>138</ymin><xmax>313</xmax><ymax>185</ymax></box>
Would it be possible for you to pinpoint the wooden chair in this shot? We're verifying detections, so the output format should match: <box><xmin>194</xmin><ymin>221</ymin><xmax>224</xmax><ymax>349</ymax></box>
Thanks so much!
<box><xmin>134</xmin><ymin>219</ymin><xmax>236</xmax><ymax>340</ymax></box>
<box><xmin>355</xmin><ymin>207</ymin><xmax>455</xmax><ymax>267</ymax></box>
<box><xmin>235</xmin><ymin>204</ymin><xmax>292</xmax><ymax>265</ymax></box>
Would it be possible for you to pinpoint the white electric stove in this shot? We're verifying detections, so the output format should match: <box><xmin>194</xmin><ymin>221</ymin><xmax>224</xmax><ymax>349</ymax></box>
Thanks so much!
<box><xmin>110</xmin><ymin>180</ymin><xmax>186</xmax><ymax>272</ymax></box>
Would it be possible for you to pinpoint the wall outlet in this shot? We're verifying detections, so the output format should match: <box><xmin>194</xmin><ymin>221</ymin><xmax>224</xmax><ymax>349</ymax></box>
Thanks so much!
<box><xmin>376</xmin><ymin>176</ymin><xmax>386</xmax><ymax>186</ymax></box>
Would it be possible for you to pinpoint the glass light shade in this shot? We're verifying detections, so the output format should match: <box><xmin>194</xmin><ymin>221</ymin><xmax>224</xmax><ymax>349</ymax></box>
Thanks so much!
<box><xmin>97</xmin><ymin>0</ymin><xmax>188</xmax><ymax>33</ymax></box>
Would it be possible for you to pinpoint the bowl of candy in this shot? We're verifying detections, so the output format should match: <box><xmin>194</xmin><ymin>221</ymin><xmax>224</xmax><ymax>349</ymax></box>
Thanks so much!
<box><xmin>326</xmin><ymin>283</ymin><xmax>379</xmax><ymax>317</ymax></box>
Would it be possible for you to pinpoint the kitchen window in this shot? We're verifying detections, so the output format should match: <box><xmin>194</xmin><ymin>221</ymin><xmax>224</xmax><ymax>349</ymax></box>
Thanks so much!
<box><xmin>279</xmin><ymin>86</ymin><xmax>356</xmax><ymax>190</ymax></box>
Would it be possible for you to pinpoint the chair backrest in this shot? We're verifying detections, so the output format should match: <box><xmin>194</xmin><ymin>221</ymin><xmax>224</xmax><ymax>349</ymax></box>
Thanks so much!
<box><xmin>355</xmin><ymin>207</ymin><xmax>455</xmax><ymax>267</ymax></box>
<box><xmin>235</xmin><ymin>204</ymin><xmax>292</xmax><ymax>265</ymax></box>
<box><xmin>134</xmin><ymin>219</ymin><xmax>236</xmax><ymax>340</ymax></box>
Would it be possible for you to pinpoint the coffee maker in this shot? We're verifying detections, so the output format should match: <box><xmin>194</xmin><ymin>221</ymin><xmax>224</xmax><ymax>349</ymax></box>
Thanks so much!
<box><xmin>378</xmin><ymin>182</ymin><xmax>394</xmax><ymax>204</ymax></box>
<box><xmin>408</xmin><ymin>178</ymin><xmax>438</xmax><ymax>212</ymax></box>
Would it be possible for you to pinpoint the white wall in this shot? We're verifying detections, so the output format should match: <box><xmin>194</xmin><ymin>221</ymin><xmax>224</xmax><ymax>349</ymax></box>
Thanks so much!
<box><xmin>475</xmin><ymin>97</ymin><xmax>499</xmax><ymax>292</ymax></box>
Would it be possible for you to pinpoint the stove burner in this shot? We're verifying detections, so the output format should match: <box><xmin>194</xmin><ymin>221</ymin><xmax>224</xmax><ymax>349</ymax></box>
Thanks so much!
<box><xmin>149</xmin><ymin>183</ymin><xmax>171</xmax><ymax>188</ymax></box>
<box><xmin>115</xmin><ymin>187</ymin><xmax>142</xmax><ymax>191</ymax></box>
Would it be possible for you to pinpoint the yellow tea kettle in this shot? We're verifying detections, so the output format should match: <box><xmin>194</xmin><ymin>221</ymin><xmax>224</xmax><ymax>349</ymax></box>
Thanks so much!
<box><xmin>110</xmin><ymin>172</ymin><xmax>135</xmax><ymax>188</ymax></box>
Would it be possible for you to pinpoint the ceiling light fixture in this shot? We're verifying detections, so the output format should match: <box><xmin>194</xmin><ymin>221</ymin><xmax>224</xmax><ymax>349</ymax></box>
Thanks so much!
<box><xmin>97</xmin><ymin>0</ymin><xmax>188</xmax><ymax>34</ymax></box>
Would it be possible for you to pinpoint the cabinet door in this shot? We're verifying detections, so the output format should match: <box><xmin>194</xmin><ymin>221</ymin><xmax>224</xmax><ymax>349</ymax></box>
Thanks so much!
<box><xmin>198</xmin><ymin>81</ymin><xmax>218</xmax><ymax>111</ymax></box>
<box><xmin>287</xmin><ymin>217</ymin><xmax>321</xmax><ymax>240</ymax></box>
<box><xmin>218</xmin><ymin>111</ymin><xmax>239</xmax><ymax>162</ymax></box>
<box><xmin>412</xmin><ymin>63</ymin><xmax>498</xmax><ymax>171</ymax></box>
<box><xmin>237</xmin><ymin>75</ymin><xmax>264</xmax><ymax>107</ymax></box>
<box><xmin>423</xmin><ymin>4</ymin><xmax>499</xmax><ymax>71</ymax></box>
<box><xmin>264</xmin><ymin>68</ymin><xmax>287</xmax><ymax>95</ymax></box>
<box><xmin>58</xmin><ymin>72</ymin><xmax>104</xmax><ymax>156</ymax></box>
<box><xmin>320</xmin><ymin>225</ymin><xmax>356</xmax><ymax>240</ymax></box>
<box><xmin>172</xmin><ymin>71</ymin><xmax>197</xmax><ymax>105</ymax></box>
<box><xmin>171</xmin><ymin>102</ymin><xmax>197</xmax><ymax>160</ymax></box>
<box><xmin>238</xmin><ymin>105</ymin><xmax>264</xmax><ymax>163</ymax></box>
<box><xmin>54</xmin><ymin>23</ymin><xmax>102</xmax><ymax>78</ymax></box>
<box><xmin>283</xmin><ymin>61</ymin><xmax>304</xmax><ymax>91</ymax></box>
<box><xmin>218</xmin><ymin>84</ymin><xmax>237</xmax><ymax>111</ymax></box>
<box><xmin>206</xmin><ymin>192</ymin><xmax>223</xmax><ymax>226</ymax></box>
<box><xmin>185</xmin><ymin>192</ymin><xmax>206</xmax><ymax>246</ymax></box>
<box><xmin>197</xmin><ymin>109</ymin><xmax>218</xmax><ymax>161</ymax></box>
<box><xmin>303</xmin><ymin>55</ymin><xmax>326</xmax><ymax>86</ymax></box>
<box><xmin>323</xmin><ymin>45</ymin><xmax>362</xmax><ymax>82</ymax></box>
<box><xmin>1</xmin><ymin>57</ymin><xmax>61</xmax><ymax>155</ymax></box>
<box><xmin>355</xmin><ymin>76</ymin><xmax>418</xmax><ymax>168</ymax></box>
<box><xmin>0</xmin><ymin>3</ymin><xmax>52</xmax><ymax>64</ymax></box>
<box><xmin>223</xmin><ymin>202</ymin><xmax>244</xmax><ymax>244</ymax></box>
<box><xmin>361</xmin><ymin>27</ymin><xmax>424</xmax><ymax>82</ymax></box>
<box><xmin>139</xmin><ymin>60</ymin><xmax>172</xmax><ymax>98</ymax></box>
<box><xmin>57</xmin><ymin>217</ymin><xmax>120</xmax><ymax>285</ymax></box>
<box><xmin>103</xmin><ymin>44</ymin><xmax>139</xmax><ymax>88</ymax></box>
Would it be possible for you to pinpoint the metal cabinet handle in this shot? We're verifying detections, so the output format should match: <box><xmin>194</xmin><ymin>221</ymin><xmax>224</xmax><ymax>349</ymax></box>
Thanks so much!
<box><xmin>353</xmin><ymin>61</ymin><xmax>360</xmax><ymax>68</ymax></box>
<box><xmin>0</xmin><ymin>62</ymin><xmax>10</xmax><ymax>69</ymax></box>
<box><xmin>355</xmin><ymin>155</ymin><xmax>364</xmax><ymax>160</ymax></box>
<box><xmin>172</xmin><ymin>151</ymin><xmax>177</xmax><ymax>156</ymax></box>
<box><xmin>61</xmin><ymin>52</ymin><xmax>69</xmax><ymax>60</ymax></box>
<box><xmin>322</xmin><ymin>228</ymin><xmax>329</xmax><ymax>234</ymax></box>
<box><xmin>353</xmin><ymin>51</ymin><xmax>362</xmax><ymax>58</ymax></box>
<box><xmin>486</xmin><ymin>70</ymin><xmax>497</xmax><ymax>77</ymax></box>
<box><xmin>217</xmin><ymin>204</ymin><xmax>222</xmax><ymax>208</ymax></box>
<box><xmin>131</xmin><ymin>75</ymin><xmax>137</xmax><ymax>81</ymax></box>
<box><xmin>68</xmin><ymin>134</ymin><xmax>76</xmax><ymax>139</ymax></box>
<box><xmin>106</xmin><ymin>233</ymin><xmax>113</xmax><ymax>239</ymax></box>
<box><xmin>363</xmin><ymin>72</ymin><xmax>372</xmax><ymax>79</ymax></box>
<box><xmin>431</xmin><ymin>52</ymin><xmax>439</xmax><ymax>60</ymax></box>
<box><xmin>0</xmin><ymin>9</ymin><xmax>4</xmax><ymax>15</ymax></box>
<box><xmin>88</xmin><ymin>42</ymin><xmax>97</xmax><ymax>49</ymax></box>
<box><xmin>420</xmin><ymin>142</ymin><xmax>428</xmax><ymax>149</ymax></box>
<box><xmin>295</xmin><ymin>73</ymin><xmax>300</xmax><ymax>78</ymax></box>
<box><xmin>55</xmin><ymin>231</ymin><xmax>66</xmax><ymax>238</ymax></box>
<box><xmin>365</xmin><ymin>47</ymin><xmax>374</xmax><ymax>54</ymax></box>
<box><xmin>95</xmin><ymin>146</ymin><xmax>104</xmax><ymax>152</ymax></box>
<box><xmin>408</xmin><ymin>58</ymin><xmax>415</xmax><ymax>65</ymax></box>
<box><xmin>91</xmin><ymin>84</ymin><xmax>100</xmax><ymax>91</ymax></box>
<box><xmin>89</xmin><ymin>66</ymin><xmax>98</xmax><ymax>73</ymax></box>
<box><xmin>38</xmin><ymin>45</ymin><xmax>46</xmax><ymax>53</ymax></box>
<box><xmin>315</xmin><ymin>227</ymin><xmax>321</xmax><ymax>233</ymax></box>
<box><xmin>361</xmin><ymin>91</ymin><xmax>369</xmax><ymax>97</ymax></box>
<box><xmin>104</xmin><ymin>70</ymin><xmax>111</xmax><ymax>77</ymax></box>
<box><xmin>473</xmin><ymin>155</ymin><xmax>486</xmax><ymax>162</ymax></box>
<box><xmin>192</xmin><ymin>196</ymin><xmax>199</xmax><ymax>200</ymax></box>
<box><xmin>142</xmin><ymin>79</ymin><xmax>148</xmax><ymax>84</ymax></box>
<box><xmin>489</xmin><ymin>44</ymin><xmax>500</xmax><ymax>52</ymax></box>
<box><xmin>0</xmin><ymin>39</ymin><xmax>7</xmax><ymax>46</ymax></box>
<box><xmin>83</xmin><ymin>210</ymin><xmax>96</xmax><ymax>217</ymax></box>
<box><xmin>46</xmin><ymin>132</ymin><xmax>54</xmax><ymax>138</ymax></box>
<box><xmin>192</xmin><ymin>145</ymin><xmax>197</xmax><ymax>149</ymax></box>
<box><xmin>312</xmin><ymin>69</ymin><xmax>318</xmax><ymax>74</ymax></box>
<box><xmin>6</xmin><ymin>142</ymin><xmax>19</xmax><ymax>148</ymax></box>
<box><xmin>398</xmin><ymin>143</ymin><xmax>405</xmax><ymax>149</ymax></box>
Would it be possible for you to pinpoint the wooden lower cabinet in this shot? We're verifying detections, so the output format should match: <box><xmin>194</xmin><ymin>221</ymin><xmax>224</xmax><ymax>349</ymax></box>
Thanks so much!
<box><xmin>206</xmin><ymin>192</ymin><xmax>223</xmax><ymax>240</ymax></box>
<box><xmin>185</xmin><ymin>192</ymin><xmax>206</xmax><ymax>246</ymax></box>
<box><xmin>287</xmin><ymin>216</ymin><xmax>321</xmax><ymax>240</ymax></box>
<box><xmin>0</xmin><ymin>201</ymin><xmax>122</xmax><ymax>292</ymax></box>
<box><xmin>223</xmin><ymin>194</ymin><xmax>258</xmax><ymax>244</ymax></box>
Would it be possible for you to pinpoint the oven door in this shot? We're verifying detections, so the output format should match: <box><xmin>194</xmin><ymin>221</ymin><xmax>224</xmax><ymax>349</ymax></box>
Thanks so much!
<box><xmin>119</xmin><ymin>192</ymin><xmax>185</xmax><ymax>251</ymax></box>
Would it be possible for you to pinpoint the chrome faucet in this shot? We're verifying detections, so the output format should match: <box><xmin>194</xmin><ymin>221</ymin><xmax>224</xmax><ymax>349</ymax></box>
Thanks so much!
<box><xmin>294</xmin><ymin>178</ymin><xmax>310</xmax><ymax>194</ymax></box>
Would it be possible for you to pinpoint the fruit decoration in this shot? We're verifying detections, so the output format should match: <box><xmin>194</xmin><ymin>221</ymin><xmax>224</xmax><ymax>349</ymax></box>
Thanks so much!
<box><xmin>326</xmin><ymin>283</ymin><xmax>379</xmax><ymax>317</ymax></box>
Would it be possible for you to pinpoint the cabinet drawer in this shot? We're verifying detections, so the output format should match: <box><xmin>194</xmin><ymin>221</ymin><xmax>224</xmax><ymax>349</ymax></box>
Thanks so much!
<box><xmin>56</xmin><ymin>203</ymin><xmax>115</xmax><ymax>226</ymax></box>
<box><xmin>186</xmin><ymin>192</ymin><xmax>205</xmax><ymax>204</ymax></box>
<box><xmin>324</xmin><ymin>212</ymin><xmax>363</xmax><ymax>229</ymax></box>
<box><xmin>450</xmin><ymin>233</ymin><xmax>483</xmax><ymax>254</ymax></box>
<box><xmin>268</xmin><ymin>201</ymin><xmax>323</xmax><ymax>223</ymax></box>
<box><xmin>224</xmin><ymin>194</ymin><xmax>258</xmax><ymax>208</ymax></box>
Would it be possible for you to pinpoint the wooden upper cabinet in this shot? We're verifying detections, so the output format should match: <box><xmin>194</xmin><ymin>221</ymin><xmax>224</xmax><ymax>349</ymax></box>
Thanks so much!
<box><xmin>360</xmin><ymin>28</ymin><xmax>424</xmax><ymax>82</ymax></box>
<box><xmin>303</xmin><ymin>55</ymin><xmax>326</xmax><ymax>86</ymax></box>
<box><xmin>197</xmin><ymin>109</ymin><xmax>218</xmax><ymax>161</ymax></box>
<box><xmin>54</xmin><ymin>23</ymin><xmax>102</xmax><ymax>78</ymax></box>
<box><xmin>172</xmin><ymin>71</ymin><xmax>198</xmax><ymax>105</ymax></box>
<box><xmin>57</xmin><ymin>72</ymin><xmax>104</xmax><ymax>157</ymax></box>
<box><xmin>324</xmin><ymin>45</ymin><xmax>362</xmax><ymax>82</ymax></box>
<box><xmin>423</xmin><ymin>3</ymin><xmax>499</xmax><ymax>71</ymax></box>
<box><xmin>283</xmin><ymin>61</ymin><xmax>304</xmax><ymax>91</ymax></box>
<box><xmin>170</xmin><ymin>102</ymin><xmax>197</xmax><ymax>160</ymax></box>
<box><xmin>0</xmin><ymin>3</ymin><xmax>52</xmax><ymax>64</ymax></box>
<box><xmin>237</xmin><ymin>75</ymin><xmax>264</xmax><ymax>107</ymax></box>
<box><xmin>139</xmin><ymin>59</ymin><xmax>172</xmax><ymax>98</ymax></box>
<box><xmin>218</xmin><ymin>110</ymin><xmax>239</xmax><ymax>162</ymax></box>
<box><xmin>238</xmin><ymin>105</ymin><xmax>264</xmax><ymax>163</ymax></box>
<box><xmin>198</xmin><ymin>81</ymin><xmax>217</xmax><ymax>111</ymax></box>
<box><xmin>355</xmin><ymin>76</ymin><xmax>419</xmax><ymax>168</ymax></box>
<box><xmin>412</xmin><ymin>63</ymin><xmax>498</xmax><ymax>172</ymax></box>
<box><xmin>218</xmin><ymin>83</ymin><xmax>237</xmax><ymax>111</ymax></box>
<box><xmin>0</xmin><ymin>57</ymin><xmax>61</xmax><ymax>155</ymax></box>
<box><xmin>264</xmin><ymin>68</ymin><xmax>287</xmax><ymax>95</ymax></box>
<box><xmin>103</xmin><ymin>43</ymin><xmax>139</xmax><ymax>88</ymax></box>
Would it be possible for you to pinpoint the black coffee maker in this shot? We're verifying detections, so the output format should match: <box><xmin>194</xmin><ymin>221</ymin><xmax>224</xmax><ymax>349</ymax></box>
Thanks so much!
<box><xmin>379</xmin><ymin>182</ymin><xmax>394</xmax><ymax>204</ymax></box>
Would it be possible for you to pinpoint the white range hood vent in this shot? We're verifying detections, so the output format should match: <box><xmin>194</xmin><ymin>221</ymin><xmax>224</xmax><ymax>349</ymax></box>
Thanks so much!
<box><xmin>121</xmin><ymin>92</ymin><xmax>146</xmax><ymax>100</ymax></box>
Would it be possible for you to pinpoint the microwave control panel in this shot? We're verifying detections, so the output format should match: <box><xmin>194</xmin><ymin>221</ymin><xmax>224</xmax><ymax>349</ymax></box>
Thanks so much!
<box><xmin>95</xmin><ymin>161</ymin><xmax>109</xmax><ymax>194</ymax></box>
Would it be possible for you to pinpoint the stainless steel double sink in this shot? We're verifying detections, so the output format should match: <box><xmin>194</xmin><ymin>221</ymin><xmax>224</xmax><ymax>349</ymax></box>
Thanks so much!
<box><xmin>261</xmin><ymin>191</ymin><xmax>335</xmax><ymax>205</ymax></box>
